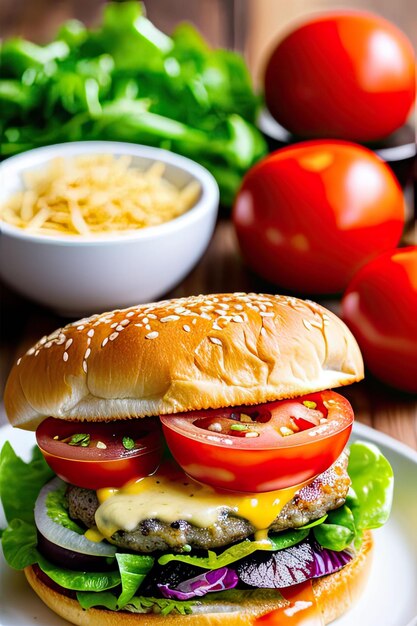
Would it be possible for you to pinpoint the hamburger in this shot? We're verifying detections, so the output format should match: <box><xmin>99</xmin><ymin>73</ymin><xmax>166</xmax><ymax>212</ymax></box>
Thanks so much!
<box><xmin>0</xmin><ymin>293</ymin><xmax>393</xmax><ymax>625</ymax></box>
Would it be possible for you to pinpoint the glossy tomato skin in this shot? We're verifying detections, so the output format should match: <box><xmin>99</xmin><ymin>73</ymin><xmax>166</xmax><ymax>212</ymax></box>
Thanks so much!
<box><xmin>233</xmin><ymin>141</ymin><xmax>405</xmax><ymax>294</ymax></box>
<box><xmin>36</xmin><ymin>418</ymin><xmax>162</xmax><ymax>489</ymax></box>
<box><xmin>160</xmin><ymin>391</ymin><xmax>353</xmax><ymax>492</ymax></box>
<box><xmin>342</xmin><ymin>247</ymin><xmax>417</xmax><ymax>393</ymax></box>
<box><xmin>264</xmin><ymin>12</ymin><xmax>416</xmax><ymax>142</ymax></box>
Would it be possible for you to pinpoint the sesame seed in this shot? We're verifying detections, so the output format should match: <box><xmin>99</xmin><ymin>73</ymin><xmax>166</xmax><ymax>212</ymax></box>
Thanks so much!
<box><xmin>84</xmin><ymin>348</ymin><xmax>91</xmax><ymax>359</ymax></box>
<box><xmin>232</xmin><ymin>315</ymin><xmax>244</xmax><ymax>323</ymax></box>
<box><xmin>134</xmin><ymin>324</ymin><xmax>143</xmax><ymax>328</ymax></box>
<box><xmin>126</xmin><ymin>311</ymin><xmax>135</xmax><ymax>318</ymax></box>
<box><xmin>120</xmin><ymin>319</ymin><xmax>130</xmax><ymax>326</ymax></box>
<box><xmin>175</xmin><ymin>307</ymin><xmax>186</xmax><ymax>314</ymax></box>
<box><xmin>116</xmin><ymin>325</ymin><xmax>124</xmax><ymax>332</ymax></box>
<box><xmin>142</xmin><ymin>317</ymin><xmax>149</xmax><ymax>324</ymax></box>
<box><xmin>110</xmin><ymin>322</ymin><xmax>118</xmax><ymax>328</ymax></box>
<box><xmin>148</xmin><ymin>314</ymin><xmax>157</xmax><ymax>320</ymax></box>
<box><xmin>64</xmin><ymin>339</ymin><xmax>73</xmax><ymax>350</ymax></box>
<box><xmin>212</xmin><ymin>323</ymin><xmax>222</xmax><ymax>331</ymax></box>
<box><xmin>235</xmin><ymin>304</ymin><xmax>243</xmax><ymax>310</ymax></box>
<box><xmin>303</xmin><ymin>319</ymin><xmax>313</xmax><ymax>331</ymax></box>
<box><xmin>183</xmin><ymin>325</ymin><xmax>191</xmax><ymax>332</ymax></box>
<box><xmin>161</xmin><ymin>315</ymin><xmax>180</xmax><ymax>323</ymax></box>
<box><xmin>39</xmin><ymin>336</ymin><xmax>47</xmax><ymax>345</ymax></box>
<box><xmin>145</xmin><ymin>331</ymin><xmax>159</xmax><ymax>339</ymax></box>
<box><xmin>209</xmin><ymin>337</ymin><xmax>222</xmax><ymax>346</ymax></box>
<box><xmin>260</xmin><ymin>312</ymin><xmax>274</xmax><ymax>317</ymax></box>
<box><xmin>200</xmin><ymin>313</ymin><xmax>211</xmax><ymax>320</ymax></box>
<box><xmin>77</xmin><ymin>325</ymin><xmax>85</xmax><ymax>331</ymax></box>
<box><xmin>16</xmin><ymin>357</ymin><xmax>22</xmax><ymax>366</ymax></box>
<box><xmin>260</xmin><ymin>327</ymin><xmax>267</xmax><ymax>337</ymax></box>
<box><xmin>101</xmin><ymin>337</ymin><xmax>109</xmax><ymax>348</ymax></box>
<box><xmin>63</xmin><ymin>352</ymin><xmax>69</xmax><ymax>362</ymax></box>
<box><xmin>109</xmin><ymin>332</ymin><xmax>119</xmax><ymax>341</ymax></box>
<box><xmin>310</xmin><ymin>320</ymin><xmax>323</xmax><ymax>329</ymax></box>
<box><xmin>192</xmin><ymin>319</ymin><xmax>197</xmax><ymax>325</ymax></box>
<box><xmin>145</xmin><ymin>324</ymin><xmax>151</xmax><ymax>330</ymax></box>
<box><xmin>83</xmin><ymin>361</ymin><xmax>88</xmax><ymax>373</ymax></box>
<box><xmin>87</xmin><ymin>329</ymin><xmax>94</xmax><ymax>338</ymax></box>
<box><xmin>208</xmin><ymin>422</ymin><xmax>222</xmax><ymax>432</ymax></box>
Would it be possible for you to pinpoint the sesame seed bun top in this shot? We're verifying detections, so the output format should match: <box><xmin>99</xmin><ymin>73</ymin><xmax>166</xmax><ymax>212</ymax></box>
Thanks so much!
<box><xmin>4</xmin><ymin>293</ymin><xmax>364</xmax><ymax>430</ymax></box>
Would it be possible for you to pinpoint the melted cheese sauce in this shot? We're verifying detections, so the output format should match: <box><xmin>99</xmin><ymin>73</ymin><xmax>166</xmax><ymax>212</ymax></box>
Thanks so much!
<box><xmin>95</xmin><ymin>461</ymin><xmax>310</xmax><ymax>541</ymax></box>
<box><xmin>84</xmin><ymin>527</ymin><xmax>106</xmax><ymax>543</ymax></box>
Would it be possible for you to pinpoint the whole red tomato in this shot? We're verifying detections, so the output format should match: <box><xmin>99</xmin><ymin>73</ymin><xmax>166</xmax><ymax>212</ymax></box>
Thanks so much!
<box><xmin>232</xmin><ymin>141</ymin><xmax>405</xmax><ymax>294</ymax></box>
<box><xmin>341</xmin><ymin>247</ymin><xmax>417</xmax><ymax>393</ymax></box>
<box><xmin>264</xmin><ymin>11</ymin><xmax>416</xmax><ymax>142</ymax></box>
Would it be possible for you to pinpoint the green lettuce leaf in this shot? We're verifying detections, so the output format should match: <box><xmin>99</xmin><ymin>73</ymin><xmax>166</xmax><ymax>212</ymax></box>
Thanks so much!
<box><xmin>313</xmin><ymin>505</ymin><xmax>356</xmax><ymax>551</ymax></box>
<box><xmin>78</xmin><ymin>590</ymin><xmax>195</xmax><ymax>615</ymax></box>
<box><xmin>37</xmin><ymin>554</ymin><xmax>120</xmax><ymax>591</ymax></box>
<box><xmin>45</xmin><ymin>483</ymin><xmax>84</xmax><ymax>534</ymax></box>
<box><xmin>77</xmin><ymin>591</ymin><xmax>119</xmax><ymax>611</ymax></box>
<box><xmin>312</xmin><ymin>441</ymin><xmax>393</xmax><ymax>551</ymax></box>
<box><xmin>115</xmin><ymin>553</ymin><xmax>154</xmax><ymax>608</ymax></box>
<box><xmin>1</xmin><ymin>519</ymin><xmax>39</xmax><ymax>569</ymax></box>
<box><xmin>269</xmin><ymin>528</ymin><xmax>309</xmax><ymax>550</ymax></box>
<box><xmin>158</xmin><ymin>538</ymin><xmax>272</xmax><ymax>570</ymax></box>
<box><xmin>0</xmin><ymin>442</ymin><xmax>54</xmax><ymax>526</ymax></box>
<box><xmin>347</xmin><ymin>441</ymin><xmax>394</xmax><ymax>530</ymax></box>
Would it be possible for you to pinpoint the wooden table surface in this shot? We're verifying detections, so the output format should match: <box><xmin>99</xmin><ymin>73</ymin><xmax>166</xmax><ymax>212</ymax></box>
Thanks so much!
<box><xmin>1</xmin><ymin>217</ymin><xmax>416</xmax><ymax>450</ymax></box>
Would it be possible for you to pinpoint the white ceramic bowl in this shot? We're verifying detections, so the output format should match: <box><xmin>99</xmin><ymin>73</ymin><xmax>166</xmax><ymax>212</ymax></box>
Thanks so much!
<box><xmin>0</xmin><ymin>142</ymin><xmax>219</xmax><ymax>316</ymax></box>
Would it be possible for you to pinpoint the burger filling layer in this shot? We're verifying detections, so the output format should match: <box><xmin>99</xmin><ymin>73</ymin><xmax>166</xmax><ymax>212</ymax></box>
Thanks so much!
<box><xmin>66</xmin><ymin>452</ymin><xmax>350</xmax><ymax>552</ymax></box>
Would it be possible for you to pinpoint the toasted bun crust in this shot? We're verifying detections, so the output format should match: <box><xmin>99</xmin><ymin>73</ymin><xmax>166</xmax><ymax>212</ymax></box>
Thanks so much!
<box><xmin>5</xmin><ymin>293</ymin><xmax>363</xmax><ymax>430</ymax></box>
<box><xmin>24</xmin><ymin>531</ymin><xmax>373</xmax><ymax>625</ymax></box>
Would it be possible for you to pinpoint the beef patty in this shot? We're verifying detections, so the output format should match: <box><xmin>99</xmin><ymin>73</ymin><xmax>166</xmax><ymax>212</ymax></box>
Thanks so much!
<box><xmin>67</xmin><ymin>452</ymin><xmax>350</xmax><ymax>553</ymax></box>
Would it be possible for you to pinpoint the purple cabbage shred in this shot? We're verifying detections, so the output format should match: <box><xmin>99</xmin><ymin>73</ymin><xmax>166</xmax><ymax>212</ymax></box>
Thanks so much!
<box><xmin>158</xmin><ymin>566</ymin><xmax>238</xmax><ymax>601</ymax></box>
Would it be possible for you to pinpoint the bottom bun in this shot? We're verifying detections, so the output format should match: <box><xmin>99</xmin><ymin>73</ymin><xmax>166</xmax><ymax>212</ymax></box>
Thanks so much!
<box><xmin>24</xmin><ymin>531</ymin><xmax>373</xmax><ymax>626</ymax></box>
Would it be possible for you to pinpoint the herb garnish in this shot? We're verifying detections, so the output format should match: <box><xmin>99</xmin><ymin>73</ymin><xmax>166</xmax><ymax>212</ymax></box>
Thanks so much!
<box><xmin>122</xmin><ymin>436</ymin><xmax>135</xmax><ymax>451</ymax></box>
<box><xmin>303</xmin><ymin>401</ymin><xmax>317</xmax><ymax>410</ymax></box>
<box><xmin>67</xmin><ymin>434</ymin><xmax>90</xmax><ymax>447</ymax></box>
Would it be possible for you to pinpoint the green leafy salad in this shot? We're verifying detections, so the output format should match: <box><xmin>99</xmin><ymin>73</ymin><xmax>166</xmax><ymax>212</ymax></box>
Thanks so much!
<box><xmin>0</xmin><ymin>440</ymin><xmax>393</xmax><ymax>616</ymax></box>
<box><xmin>0</xmin><ymin>1</ymin><xmax>267</xmax><ymax>205</ymax></box>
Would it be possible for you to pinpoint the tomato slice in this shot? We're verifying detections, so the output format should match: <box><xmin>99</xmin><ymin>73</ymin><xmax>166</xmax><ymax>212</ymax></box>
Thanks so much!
<box><xmin>36</xmin><ymin>417</ymin><xmax>162</xmax><ymax>489</ymax></box>
<box><xmin>160</xmin><ymin>391</ymin><xmax>353</xmax><ymax>492</ymax></box>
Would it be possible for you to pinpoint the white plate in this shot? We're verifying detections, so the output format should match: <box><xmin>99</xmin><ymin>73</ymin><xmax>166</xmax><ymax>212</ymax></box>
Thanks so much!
<box><xmin>0</xmin><ymin>420</ymin><xmax>416</xmax><ymax>626</ymax></box>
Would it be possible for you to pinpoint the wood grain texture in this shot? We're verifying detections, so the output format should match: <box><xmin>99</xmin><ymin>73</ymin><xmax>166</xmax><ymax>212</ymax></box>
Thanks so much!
<box><xmin>1</xmin><ymin>219</ymin><xmax>416</xmax><ymax>449</ymax></box>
